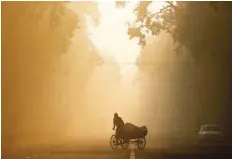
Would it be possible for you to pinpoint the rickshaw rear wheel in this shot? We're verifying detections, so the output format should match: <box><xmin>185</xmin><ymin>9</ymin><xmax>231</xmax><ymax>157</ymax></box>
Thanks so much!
<box><xmin>137</xmin><ymin>137</ymin><xmax>146</xmax><ymax>150</ymax></box>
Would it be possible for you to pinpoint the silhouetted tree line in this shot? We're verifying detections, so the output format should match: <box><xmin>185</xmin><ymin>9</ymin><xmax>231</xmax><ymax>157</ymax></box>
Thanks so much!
<box><xmin>2</xmin><ymin>1</ymin><xmax>81</xmax><ymax>151</ymax></box>
<box><xmin>117</xmin><ymin>2</ymin><xmax>232</xmax><ymax>139</ymax></box>
<box><xmin>120</xmin><ymin>2</ymin><xmax>232</xmax><ymax>58</ymax></box>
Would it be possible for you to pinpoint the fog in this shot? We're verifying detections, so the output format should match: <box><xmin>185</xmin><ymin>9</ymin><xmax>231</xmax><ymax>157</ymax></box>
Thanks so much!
<box><xmin>138</xmin><ymin>32</ymin><xmax>230</xmax><ymax>142</ymax></box>
<box><xmin>2</xmin><ymin>2</ymin><xmax>102</xmax><ymax>151</ymax></box>
<box><xmin>2</xmin><ymin>2</ymin><xmax>231</xmax><ymax>155</ymax></box>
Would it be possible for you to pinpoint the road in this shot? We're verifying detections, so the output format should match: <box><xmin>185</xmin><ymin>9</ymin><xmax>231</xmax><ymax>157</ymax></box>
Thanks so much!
<box><xmin>4</xmin><ymin>142</ymin><xmax>232</xmax><ymax>159</ymax></box>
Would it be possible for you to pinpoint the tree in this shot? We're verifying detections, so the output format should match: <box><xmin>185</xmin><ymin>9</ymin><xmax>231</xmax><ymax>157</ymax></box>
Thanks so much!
<box><xmin>118</xmin><ymin>1</ymin><xmax>232</xmax><ymax>138</ymax></box>
<box><xmin>120</xmin><ymin>1</ymin><xmax>232</xmax><ymax>61</ymax></box>
<box><xmin>2</xmin><ymin>2</ymin><xmax>80</xmax><ymax>152</ymax></box>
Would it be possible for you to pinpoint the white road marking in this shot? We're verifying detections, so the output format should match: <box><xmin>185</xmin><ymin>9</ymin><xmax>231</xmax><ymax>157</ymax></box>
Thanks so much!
<box><xmin>130</xmin><ymin>142</ymin><xmax>136</xmax><ymax>159</ymax></box>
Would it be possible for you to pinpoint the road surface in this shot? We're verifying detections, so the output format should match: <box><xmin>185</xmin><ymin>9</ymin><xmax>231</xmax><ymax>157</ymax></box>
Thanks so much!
<box><xmin>3</xmin><ymin>142</ymin><xmax>232</xmax><ymax>159</ymax></box>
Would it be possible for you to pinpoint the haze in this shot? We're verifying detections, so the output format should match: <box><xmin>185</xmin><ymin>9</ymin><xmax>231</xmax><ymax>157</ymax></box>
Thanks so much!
<box><xmin>2</xmin><ymin>2</ymin><xmax>231</xmax><ymax>158</ymax></box>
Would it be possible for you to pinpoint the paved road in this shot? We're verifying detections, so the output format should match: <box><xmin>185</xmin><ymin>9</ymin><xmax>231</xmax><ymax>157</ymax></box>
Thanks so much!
<box><xmin>4</xmin><ymin>143</ymin><xmax>232</xmax><ymax>159</ymax></box>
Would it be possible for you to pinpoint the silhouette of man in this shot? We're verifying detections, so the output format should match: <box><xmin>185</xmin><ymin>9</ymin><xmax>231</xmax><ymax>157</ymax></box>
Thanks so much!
<box><xmin>112</xmin><ymin>113</ymin><xmax>124</xmax><ymax>144</ymax></box>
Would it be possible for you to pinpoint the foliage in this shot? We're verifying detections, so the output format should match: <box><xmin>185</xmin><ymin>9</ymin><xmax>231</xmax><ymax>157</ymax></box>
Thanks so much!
<box><xmin>118</xmin><ymin>1</ymin><xmax>232</xmax><ymax>62</ymax></box>
<box><xmin>2</xmin><ymin>1</ymin><xmax>80</xmax><ymax>148</ymax></box>
<box><xmin>2</xmin><ymin>2</ymin><xmax>79</xmax><ymax>54</ymax></box>
<box><xmin>127</xmin><ymin>1</ymin><xmax>232</xmax><ymax>136</ymax></box>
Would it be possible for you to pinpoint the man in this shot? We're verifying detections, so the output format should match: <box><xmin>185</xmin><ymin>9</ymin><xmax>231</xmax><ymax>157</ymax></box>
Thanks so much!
<box><xmin>112</xmin><ymin>113</ymin><xmax>124</xmax><ymax>144</ymax></box>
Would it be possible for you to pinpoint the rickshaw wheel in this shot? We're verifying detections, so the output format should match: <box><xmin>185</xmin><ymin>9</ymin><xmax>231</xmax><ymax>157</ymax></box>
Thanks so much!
<box><xmin>110</xmin><ymin>135</ymin><xmax>118</xmax><ymax>149</ymax></box>
<box><xmin>137</xmin><ymin>137</ymin><xmax>146</xmax><ymax>150</ymax></box>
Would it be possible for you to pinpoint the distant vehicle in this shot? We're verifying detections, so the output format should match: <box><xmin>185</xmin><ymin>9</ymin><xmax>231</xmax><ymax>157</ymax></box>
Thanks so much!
<box><xmin>198</xmin><ymin>125</ymin><xmax>223</xmax><ymax>144</ymax></box>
